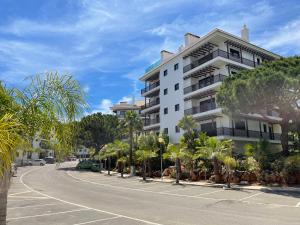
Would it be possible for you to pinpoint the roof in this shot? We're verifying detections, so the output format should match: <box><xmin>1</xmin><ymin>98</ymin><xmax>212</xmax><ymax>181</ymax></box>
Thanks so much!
<box><xmin>110</xmin><ymin>102</ymin><xmax>141</xmax><ymax>111</ymax></box>
<box><xmin>139</xmin><ymin>28</ymin><xmax>281</xmax><ymax>81</ymax></box>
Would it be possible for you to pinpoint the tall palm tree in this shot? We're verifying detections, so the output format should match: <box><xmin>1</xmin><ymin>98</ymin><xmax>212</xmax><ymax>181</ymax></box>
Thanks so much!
<box><xmin>99</xmin><ymin>143</ymin><xmax>116</xmax><ymax>175</ymax></box>
<box><xmin>0</xmin><ymin>72</ymin><xmax>86</xmax><ymax>225</ymax></box>
<box><xmin>0</xmin><ymin>114</ymin><xmax>21</xmax><ymax>225</ymax></box>
<box><xmin>164</xmin><ymin>143</ymin><xmax>186</xmax><ymax>184</ymax></box>
<box><xmin>113</xmin><ymin>140</ymin><xmax>129</xmax><ymax>177</ymax></box>
<box><xmin>124</xmin><ymin>111</ymin><xmax>142</xmax><ymax>176</ymax></box>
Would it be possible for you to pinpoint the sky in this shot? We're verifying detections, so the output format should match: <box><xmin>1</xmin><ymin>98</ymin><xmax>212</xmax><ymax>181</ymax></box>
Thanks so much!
<box><xmin>0</xmin><ymin>0</ymin><xmax>299</xmax><ymax>115</ymax></box>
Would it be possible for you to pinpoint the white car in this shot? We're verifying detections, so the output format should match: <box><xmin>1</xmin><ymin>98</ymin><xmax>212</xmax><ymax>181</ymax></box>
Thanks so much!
<box><xmin>28</xmin><ymin>159</ymin><xmax>46</xmax><ymax>166</ymax></box>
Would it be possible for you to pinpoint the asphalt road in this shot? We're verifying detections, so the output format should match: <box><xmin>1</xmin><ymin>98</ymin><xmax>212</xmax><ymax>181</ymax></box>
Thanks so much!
<box><xmin>7</xmin><ymin>162</ymin><xmax>300</xmax><ymax>225</ymax></box>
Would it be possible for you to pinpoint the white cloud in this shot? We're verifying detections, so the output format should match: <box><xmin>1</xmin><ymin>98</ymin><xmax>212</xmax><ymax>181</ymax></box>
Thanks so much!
<box><xmin>91</xmin><ymin>99</ymin><xmax>113</xmax><ymax>114</ymax></box>
<box><xmin>256</xmin><ymin>18</ymin><xmax>300</xmax><ymax>54</ymax></box>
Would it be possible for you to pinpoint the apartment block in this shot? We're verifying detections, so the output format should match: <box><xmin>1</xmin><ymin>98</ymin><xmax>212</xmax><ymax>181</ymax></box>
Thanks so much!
<box><xmin>139</xmin><ymin>26</ymin><xmax>283</xmax><ymax>151</ymax></box>
<box><xmin>110</xmin><ymin>100</ymin><xmax>144</xmax><ymax>120</ymax></box>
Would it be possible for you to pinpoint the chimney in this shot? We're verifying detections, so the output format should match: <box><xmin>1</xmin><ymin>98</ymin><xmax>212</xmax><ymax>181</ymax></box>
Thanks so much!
<box><xmin>184</xmin><ymin>33</ymin><xmax>200</xmax><ymax>47</ymax></box>
<box><xmin>160</xmin><ymin>50</ymin><xmax>174</xmax><ymax>61</ymax></box>
<box><xmin>241</xmin><ymin>25</ymin><xmax>249</xmax><ymax>42</ymax></box>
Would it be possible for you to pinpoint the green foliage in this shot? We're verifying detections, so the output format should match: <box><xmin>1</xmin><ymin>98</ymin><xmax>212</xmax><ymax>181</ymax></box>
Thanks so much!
<box><xmin>136</xmin><ymin>133</ymin><xmax>159</xmax><ymax>163</ymax></box>
<box><xmin>243</xmin><ymin>157</ymin><xmax>260</xmax><ymax>174</ymax></box>
<box><xmin>283</xmin><ymin>155</ymin><xmax>300</xmax><ymax>174</ymax></box>
<box><xmin>75</xmin><ymin>113</ymin><xmax>120</xmax><ymax>153</ymax></box>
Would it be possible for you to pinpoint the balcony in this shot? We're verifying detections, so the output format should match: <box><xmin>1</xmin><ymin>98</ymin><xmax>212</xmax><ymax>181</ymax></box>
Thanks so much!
<box><xmin>141</xmin><ymin>98</ymin><xmax>160</xmax><ymax>110</ymax></box>
<box><xmin>185</xmin><ymin>104</ymin><xmax>216</xmax><ymax>115</ymax></box>
<box><xmin>184</xmin><ymin>74</ymin><xmax>226</xmax><ymax>95</ymax></box>
<box><xmin>201</xmin><ymin>127</ymin><xmax>282</xmax><ymax>141</ymax></box>
<box><xmin>183</xmin><ymin>49</ymin><xmax>257</xmax><ymax>73</ymax></box>
<box><xmin>141</xmin><ymin>80</ymin><xmax>160</xmax><ymax>95</ymax></box>
<box><xmin>144</xmin><ymin>117</ymin><xmax>160</xmax><ymax>126</ymax></box>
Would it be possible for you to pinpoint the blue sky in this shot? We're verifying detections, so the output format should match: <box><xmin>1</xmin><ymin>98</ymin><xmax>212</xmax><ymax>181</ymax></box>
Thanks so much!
<box><xmin>0</xmin><ymin>0</ymin><xmax>299</xmax><ymax>114</ymax></box>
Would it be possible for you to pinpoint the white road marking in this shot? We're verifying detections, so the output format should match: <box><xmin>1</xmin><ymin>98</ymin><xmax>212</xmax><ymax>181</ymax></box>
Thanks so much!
<box><xmin>73</xmin><ymin>216</ymin><xmax>121</xmax><ymax>225</ymax></box>
<box><xmin>8</xmin><ymin>196</ymin><xmax>49</xmax><ymax>199</ymax></box>
<box><xmin>20</xmin><ymin>169</ymin><xmax>164</xmax><ymax>225</ymax></box>
<box><xmin>9</xmin><ymin>191</ymin><xmax>32</xmax><ymax>196</ymax></box>
<box><xmin>296</xmin><ymin>201</ymin><xmax>300</xmax><ymax>207</ymax></box>
<box><xmin>8</xmin><ymin>203</ymin><xmax>63</xmax><ymax>210</ymax></box>
<box><xmin>193</xmin><ymin>189</ymin><xmax>224</xmax><ymax>196</ymax></box>
<box><xmin>239</xmin><ymin>192</ymin><xmax>264</xmax><ymax>201</ymax></box>
<box><xmin>8</xmin><ymin>208</ymin><xmax>90</xmax><ymax>220</ymax></box>
<box><xmin>67</xmin><ymin>171</ymin><xmax>300</xmax><ymax>208</ymax></box>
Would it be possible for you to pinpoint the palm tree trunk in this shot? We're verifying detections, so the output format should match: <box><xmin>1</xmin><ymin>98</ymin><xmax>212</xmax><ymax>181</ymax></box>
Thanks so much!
<box><xmin>129</xmin><ymin>126</ymin><xmax>135</xmax><ymax>176</ymax></box>
<box><xmin>121</xmin><ymin>163</ymin><xmax>124</xmax><ymax>178</ymax></box>
<box><xmin>0</xmin><ymin>170</ymin><xmax>10</xmax><ymax>225</ymax></box>
<box><xmin>143</xmin><ymin>160</ymin><xmax>146</xmax><ymax>181</ymax></box>
<box><xmin>108</xmin><ymin>157</ymin><xmax>111</xmax><ymax>176</ymax></box>
<box><xmin>175</xmin><ymin>158</ymin><xmax>180</xmax><ymax>184</ymax></box>
<box><xmin>213</xmin><ymin>156</ymin><xmax>221</xmax><ymax>183</ymax></box>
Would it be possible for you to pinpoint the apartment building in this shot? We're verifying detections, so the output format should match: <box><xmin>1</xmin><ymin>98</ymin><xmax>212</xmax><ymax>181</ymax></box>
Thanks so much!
<box><xmin>139</xmin><ymin>26</ymin><xmax>282</xmax><ymax>150</ymax></box>
<box><xmin>110</xmin><ymin>100</ymin><xmax>144</xmax><ymax>120</ymax></box>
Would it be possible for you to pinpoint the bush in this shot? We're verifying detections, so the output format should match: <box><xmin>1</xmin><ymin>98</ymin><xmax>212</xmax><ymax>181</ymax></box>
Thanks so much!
<box><xmin>91</xmin><ymin>163</ymin><xmax>101</xmax><ymax>172</ymax></box>
<box><xmin>283</xmin><ymin>155</ymin><xmax>300</xmax><ymax>174</ymax></box>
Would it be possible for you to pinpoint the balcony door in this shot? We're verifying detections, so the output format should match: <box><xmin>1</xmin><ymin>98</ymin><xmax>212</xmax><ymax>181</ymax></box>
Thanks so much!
<box><xmin>200</xmin><ymin>122</ymin><xmax>217</xmax><ymax>136</ymax></box>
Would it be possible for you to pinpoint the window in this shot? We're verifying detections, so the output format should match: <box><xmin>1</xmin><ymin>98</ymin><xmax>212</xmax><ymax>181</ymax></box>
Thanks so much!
<box><xmin>201</xmin><ymin>122</ymin><xmax>217</xmax><ymax>136</ymax></box>
<box><xmin>163</xmin><ymin>88</ymin><xmax>168</xmax><ymax>95</ymax></box>
<box><xmin>257</xmin><ymin>58</ymin><xmax>261</xmax><ymax>65</ymax></box>
<box><xmin>199</xmin><ymin>98</ymin><xmax>216</xmax><ymax>112</ymax></box>
<box><xmin>235</xmin><ymin>120</ymin><xmax>246</xmax><ymax>130</ymax></box>
<box><xmin>175</xmin><ymin>126</ymin><xmax>180</xmax><ymax>133</ymax></box>
<box><xmin>263</xmin><ymin>124</ymin><xmax>267</xmax><ymax>133</ymax></box>
<box><xmin>164</xmin><ymin>107</ymin><xmax>168</xmax><ymax>114</ymax></box>
<box><xmin>163</xmin><ymin>69</ymin><xmax>168</xmax><ymax>76</ymax></box>
<box><xmin>164</xmin><ymin>128</ymin><xmax>168</xmax><ymax>134</ymax></box>
<box><xmin>230</xmin><ymin>48</ymin><xmax>240</xmax><ymax>58</ymax></box>
<box><xmin>175</xmin><ymin>104</ymin><xmax>180</xmax><ymax>111</ymax></box>
<box><xmin>174</xmin><ymin>63</ymin><xmax>179</xmax><ymax>71</ymax></box>
<box><xmin>174</xmin><ymin>83</ymin><xmax>179</xmax><ymax>91</ymax></box>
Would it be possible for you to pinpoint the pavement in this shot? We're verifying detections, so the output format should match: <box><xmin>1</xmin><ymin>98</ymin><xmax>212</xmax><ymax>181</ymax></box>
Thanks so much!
<box><xmin>7</xmin><ymin>162</ymin><xmax>300</xmax><ymax>225</ymax></box>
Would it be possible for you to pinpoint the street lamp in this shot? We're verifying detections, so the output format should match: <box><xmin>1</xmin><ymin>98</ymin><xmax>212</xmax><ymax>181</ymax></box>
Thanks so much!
<box><xmin>158</xmin><ymin>137</ymin><xmax>165</xmax><ymax>180</ymax></box>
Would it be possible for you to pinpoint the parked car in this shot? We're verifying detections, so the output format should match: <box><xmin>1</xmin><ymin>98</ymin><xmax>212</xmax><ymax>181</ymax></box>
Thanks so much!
<box><xmin>44</xmin><ymin>156</ymin><xmax>55</xmax><ymax>164</ymax></box>
<box><xmin>28</xmin><ymin>159</ymin><xmax>46</xmax><ymax>166</ymax></box>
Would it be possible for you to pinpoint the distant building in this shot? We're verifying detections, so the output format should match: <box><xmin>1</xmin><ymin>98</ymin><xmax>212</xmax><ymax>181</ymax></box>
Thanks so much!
<box><xmin>110</xmin><ymin>101</ymin><xmax>144</xmax><ymax>119</ymax></box>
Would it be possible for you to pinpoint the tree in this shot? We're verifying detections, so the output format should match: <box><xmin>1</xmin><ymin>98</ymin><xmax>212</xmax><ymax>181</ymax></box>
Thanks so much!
<box><xmin>123</xmin><ymin>111</ymin><xmax>143</xmax><ymax>176</ymax></box>
<box><xmin>99</xmin><ymin>143</ymin><xmax>116</xmax><ymax>175</ymax></box>
<box><xmin>217</xmin><ymin>57</ymin><xmax>300</xmax><ymax>155</ymax></box>
<box><xmin>195</xmin><ymin>137</ymin><xmax>233</xmax><ymax>183</ymax></box>
<box><xmin>113</xmin><ymin>140</ymin><xmax>129</xmax><ymax>178</ymax></box>
<box><xmin>164</xmin><ymin>144</ymin><xmax>186</xmax><ymax>184</ymax></box>
<box><xmin>0</xmin><ymin>114</ymin><xmax>21</xmax><ymax>224</ymax></box>
<box><xmin>136</xmin><ymin>133</ymin><xmax>158</xmax><ymax>181</ymax></box>
<box><xmin>0</xmin><ymin>72</ymin><xmax>86</xmax><ymax>225</ymax></box>
<box><xmin>75</xmin><ymin>113</ymin><xmax>120</xmax><ymax>155</ymax></box>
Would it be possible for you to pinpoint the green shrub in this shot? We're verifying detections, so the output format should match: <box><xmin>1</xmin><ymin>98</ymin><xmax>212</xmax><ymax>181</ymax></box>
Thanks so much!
<box><xmin>91</xmin><ymin>163</ymin><xmax>100</xmax><ymax>172</ymax></box>
<box><xmin>283</xmin><ymin>155</ymin><xmax>300</xmax><ymax>174</ymax></box>
<box><xmin>270</xmin><ymin>158</ymin><xmax>284</xmax><ymax>173</ymax></box>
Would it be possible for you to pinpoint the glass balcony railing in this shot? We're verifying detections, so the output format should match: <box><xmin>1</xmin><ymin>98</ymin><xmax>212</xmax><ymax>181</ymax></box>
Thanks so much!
<box><xmin>141</xmin><ymin>80</ymin><xmax>160</xmax><ymax>95</ymax></box>
<box><xmin>144</xmin><ymin>118</ymin><xmax>160</xmax><ymax>126</ymax></box>
<box><xmin>141</xmin><ymin>98</ymin><xmax>160</xmax><ymax>110</ymax></box>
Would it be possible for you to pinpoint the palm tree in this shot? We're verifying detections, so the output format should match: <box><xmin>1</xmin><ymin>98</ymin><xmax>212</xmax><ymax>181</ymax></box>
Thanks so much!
<box><xmin>0</xmin><ymin>114</ymin><xmax>21</xmax><ymax>224</ymax></box>
<box><xmin>99</xmin><ymin>143</ymin><xmax>116</xmax><ymax>175</ymax></box>
<box><xmin>195</xmin><ymin>137</ymin><xmax>233</xmax><ymax>183</ymax></box>
<box><xmin>113</xmin><ymin>140</ymin><xmax>129</xmax><ymax>178</ymax></box>
<box><xmin>124</xmin><ymin>111</ymin><xmax>142</xmax><ymax>176</ymax></box>
<box><xmin>0</xmin><ymin>72</ymin><xmax>86</xmax><ymax>225</ymax></box>
<box><xmin>164</xmin><ymin>143</ymin><xmax>186</xmax><ymax>184</ymax></box>
<box><xmin>136</xmin><ymin>134</ymin><xmax>158</xmax><ymax>181</ymax></box>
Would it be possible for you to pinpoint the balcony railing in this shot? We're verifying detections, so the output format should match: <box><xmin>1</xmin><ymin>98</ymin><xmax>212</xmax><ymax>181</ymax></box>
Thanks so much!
<box><xmin>184</xmin><ymin>104</ymin><xmax>217</xmax><ymax>115</ymax></box>
<box><xmin>183</xmin><ymin>49</ymin><xmax>257</xmax><ymax>73</ymax></box>
<box><xmin>144</xmin><ymin>118</ymin><xmax>160</xmax><ymax>126</ymax></box>
<box><xmin>184</xmin><ymin>74</ymin><xmax>226</xmax><ymax>94</ymax></box>
<box><xmin>141</xmin><ymin>80</ymin><xmax>160</xmax><ymax>95</ymax></box>
<box><xmin>141</xmin><ymin>98</ymin><xmax>160</xmax><ymax>110</ymax></box>
<box><xmin>200</xmin><ymin>127</ymin><xmax>281</xmax><ymax>141</ymax></box>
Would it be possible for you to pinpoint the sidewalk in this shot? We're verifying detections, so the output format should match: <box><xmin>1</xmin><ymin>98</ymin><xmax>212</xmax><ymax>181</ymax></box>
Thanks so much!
<box><xmin>100</xmin><ymin>169</ymin><xmax>300</xmax><ymax>192</ymax></box>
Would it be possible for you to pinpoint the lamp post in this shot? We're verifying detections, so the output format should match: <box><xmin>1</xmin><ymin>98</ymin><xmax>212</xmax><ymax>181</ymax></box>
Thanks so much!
<box><xmin>158</xmin><ymin>137</ymin><xmax>165</xmax><ymax>180</ymax></box>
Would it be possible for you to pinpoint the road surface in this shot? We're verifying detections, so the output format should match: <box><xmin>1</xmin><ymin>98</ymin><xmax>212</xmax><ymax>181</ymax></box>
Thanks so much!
<box><xmin>7</xmin><ymin>163</ymin><xmax>300</xmax><ymax>225</ymax></box>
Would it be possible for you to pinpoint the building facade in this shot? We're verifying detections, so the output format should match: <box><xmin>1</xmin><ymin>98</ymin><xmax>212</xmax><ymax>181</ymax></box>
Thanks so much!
<box><xmin>139</xmin><ymin>26</ymin><xmax>282</xmax><ymax>151</ymax></box>
<box><xmin>110</xmin><ymin>101</ymin><xmax>144</xmax><ymax>120</ymax></box>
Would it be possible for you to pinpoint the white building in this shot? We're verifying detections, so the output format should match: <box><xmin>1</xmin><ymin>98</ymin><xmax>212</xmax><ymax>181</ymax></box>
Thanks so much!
<box><xmin>139</xmin><ymin>26</ymin><xmax>282</xmax><ymax>151</ymax></box>
<box><xmin>110</xmin><ymin>101</ymin><xmax>144</xmax><ymax>120</ymax></box>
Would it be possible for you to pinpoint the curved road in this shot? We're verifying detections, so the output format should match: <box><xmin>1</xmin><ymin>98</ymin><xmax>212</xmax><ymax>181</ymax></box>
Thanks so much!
<box><xmin>8</xmin><ymin>163</ymin><xmax>300</xmax><ymax>225</ymax></box>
